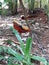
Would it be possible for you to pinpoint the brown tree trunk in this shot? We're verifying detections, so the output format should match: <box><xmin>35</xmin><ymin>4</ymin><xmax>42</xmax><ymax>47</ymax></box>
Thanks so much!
<box><xmin>40</xmin><ymin>0</ymin><xmax>42</xmax><ymax>8</ymax></box>
<box><xmin>19</xmin><ymin>0</ymin><xmax>26</xmax><ymax>15</ymax></box>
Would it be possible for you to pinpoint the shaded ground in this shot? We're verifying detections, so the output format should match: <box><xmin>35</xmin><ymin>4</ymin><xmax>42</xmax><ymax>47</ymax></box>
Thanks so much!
<box><xmin>0</xmin><ymin>11</ymin><xmax>49</xmax><ymax>64</ymax></box>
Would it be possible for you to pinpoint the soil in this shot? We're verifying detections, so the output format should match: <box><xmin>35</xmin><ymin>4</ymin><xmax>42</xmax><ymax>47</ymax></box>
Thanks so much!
<box><xmin>0</xmin><ymin>9</ymin><xmax>49</xmax><ymax>65</ymax></box>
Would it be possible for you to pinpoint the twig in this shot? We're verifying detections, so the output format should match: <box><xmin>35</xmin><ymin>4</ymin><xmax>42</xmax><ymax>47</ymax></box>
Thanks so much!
<box><xmin>11</xmin><ymin>40</ymin><xmax>20</xmax><ymax>45</ymax></box>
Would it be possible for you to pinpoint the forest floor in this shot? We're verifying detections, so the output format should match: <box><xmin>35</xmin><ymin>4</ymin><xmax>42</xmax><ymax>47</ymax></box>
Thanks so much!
<box><xmin>0</xmin><ymin>11</ymin><xmax>49</xmax><ymax>64</ymax></box>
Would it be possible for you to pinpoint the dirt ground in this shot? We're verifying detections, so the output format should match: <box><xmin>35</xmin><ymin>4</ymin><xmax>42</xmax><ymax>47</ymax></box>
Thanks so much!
<box><xmin>0</xmin><ymin>13</ymin><xmax>49</xmax><ymax>64</ymax></box>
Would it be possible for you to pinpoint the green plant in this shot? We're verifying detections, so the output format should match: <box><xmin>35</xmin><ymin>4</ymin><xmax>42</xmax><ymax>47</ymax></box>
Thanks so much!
<box><xmin>0</xmin><ymin>27</ymin><xmax>49</xmax><ymax>65</ymax></box>
<box><xmin>0</xmin><ymin>2</ymin><xmax>2</xmax><ymax>15</ymax></box>
<box><xmin>10</xmin><ymin>27</ymin><xmax>49</xmax><ymax>65</ymax></box>
<box><xmin>4</xmin><ymin>0</ymin><xmax>17</xmax><ymax>15</ymax></box>
<box><xmin>44</xmin><ymin>5</ymin><xmax>49</xmax><ymax>21</ymax></box>
<box><xmin>28</xmin><ymin>0</ymin><xmax>35</xmax><ymax>10</ymax></box>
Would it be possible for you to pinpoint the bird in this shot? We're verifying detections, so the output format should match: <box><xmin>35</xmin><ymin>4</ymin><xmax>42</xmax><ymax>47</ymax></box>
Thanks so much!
<box><xmin>13</xmin><ymin>20</ymin><xmax>30</xmax><ymax>34</ymax></box>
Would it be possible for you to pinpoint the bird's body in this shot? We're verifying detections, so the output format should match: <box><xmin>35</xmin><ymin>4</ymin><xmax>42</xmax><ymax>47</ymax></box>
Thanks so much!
<box><xmin>13</xmin><ymin>20</ymin><xmax>30</xmax><ymax>33</ymax></box>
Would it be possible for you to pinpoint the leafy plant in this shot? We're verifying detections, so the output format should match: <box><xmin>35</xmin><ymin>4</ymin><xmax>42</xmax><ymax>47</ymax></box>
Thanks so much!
<box><xmin>4</xmin><ymin>0</ymin><xmax>17</xmax><ymax>15</ymax></box>
<box><xmin>0</xmin><ymin>26</ymin><xmax>49</xmax><ymax>65</ymax></box>
<box><xmin>0</xmin><ymin>2</ymin><xmax>2</xmax><ymax>15</ymax></box>
<box><xmin>28</xmin><ymin>0</ymin><xmax>35</xmax><ymax>10</ymax></box>
<box><xmin>10</xmin><ymin>27</ymin><xmax>49</xmax><ymax>65</ymax></box>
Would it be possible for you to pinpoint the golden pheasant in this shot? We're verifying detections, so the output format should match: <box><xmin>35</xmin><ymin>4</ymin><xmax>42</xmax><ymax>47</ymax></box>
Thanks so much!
<box><xmin>13</xmin><ymin>20</ymin><xmax>30</xmax><ymax>33</ymax></box>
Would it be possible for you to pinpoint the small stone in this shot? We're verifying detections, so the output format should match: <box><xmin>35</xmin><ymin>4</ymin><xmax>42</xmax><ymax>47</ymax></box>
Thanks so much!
<box><xmin>40</xmin><ymin>62</ymin><xmax>44</xmax><ymax>65</ymax></box>
<box><xmin>0</xmin><ymin>42</ymin><xmax>4</xmax><ymax>45</ymax></box>
<box><xmin>43</xmin><ymin>49</ymin><xmax>47</xmax><ymax>51</ymax></box>
<box><xmin>47</xmin><ymin>44</ymin><xmax>49</xmax><ymax>48</ymax></box>
<box><xmin>33</xmin><ymin>42</ymin><xmax>36</xmax><ymax>45</ymax></box>
<box><xmin>22</xmin><ymin>38</ymin><xmax>27</xmax><ymax>41</ymax></box>
<box><xmin>5</xmin><ymin>56</ymin><xmax>8</xmax><ymax>59</ymax></box>
<box><xmin>42</xmin><ymin>49</ymin><xmax>47</xmax><ymax>54</ymax></box>
<box><xmin>43</xmin><ymin>56</ymin><xmax>49</xmax><ymax>61</ymax></box>
<box><xmin>38</xmin><ymin>44</ymin><xmax>43</xmax><ymax>49</ymax></box>
<box><xmin>40</xmin><ymin>18</ymin><xmax>42</xmax><ymax>21</ymax></box>
<box><xmin>21</xmin><ymin>32</ymin><xmax>29</xmax><ymax>36</ymax></box>
<box><xmin>35</xmin><ymin>23</ymin><xmax>39</xmax><ymax>27</ymax></box>
<box><xmin>34</xmin><ymin>22</ymin><xmax>40</xmax><ymax>29</ymax></box>
<box><xmin>12</xmin><ymin>43</ymin><xmax>16</xmax><ymax>46</ymax></box>
<box><xmin>42</xmin><ymin>54</ymin><xmax>46</xmax><ymax>57</ymax></box>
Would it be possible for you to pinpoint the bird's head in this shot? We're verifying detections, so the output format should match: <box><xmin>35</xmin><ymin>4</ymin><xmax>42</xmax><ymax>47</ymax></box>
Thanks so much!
<box><xmin>20</xmin><ymin>15</ymin><xmax>25</xmax><ymax>20</ymax></box>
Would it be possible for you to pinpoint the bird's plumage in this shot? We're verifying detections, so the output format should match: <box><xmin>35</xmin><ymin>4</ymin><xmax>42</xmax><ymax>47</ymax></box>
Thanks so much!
<box><xmin>13</xmin><ymin>20</ymin><xmax>30</xmax><ymax>33</ymax></box>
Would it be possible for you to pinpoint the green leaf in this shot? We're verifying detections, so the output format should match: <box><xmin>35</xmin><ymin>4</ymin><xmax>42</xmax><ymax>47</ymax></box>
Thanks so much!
<box><xmin>0</xmin><ymin>46</ymin><xmax>24</xmax><ymax>62</ymax></box>
<box><xmin>7</xmin><ymin>47</ymin><xmax>24</xmax><ymax>62</ymax></box>
<box><xmin>4</xmin><ymin>0</ymin><xmax>12</xmax><ymax>2</ymax></box>
<box><xmin>7</xmin><ymin>57</ymin><xmax>20</xmax><ymax>65</ymax></box>
<box><xmin>25</xmin><ymin>37</ymin><xmax>32</xmax><ymax>56</ymax></box>
<box><xmin>0</xmin><ymin>55</ymin><xmax>5</xmax><ymax>60</ymax></box>
<box><xmin>0</xmin><ymin>46</ymin><xmax>7</xmax><ymax>53</ymax></box>
<box><xmin>23</xmin><ymin>37</ymin><xmax>32</xmax><ymax>65</ymax></box>
<box><xmin>10</xmin><ymin>26</ymin><xmax>25</xmax><ymax>54</ymax></box>
<box><xmin>6</xmin><ymin>39</ymin><xmax>12</xmax><ymax>44</ymax></box>
<box><xmin>47</xmin><ymin>62</ymin><xmax>49</xmax><ymax>65</ymax></box>
<box><xmin>10</xmin><ymin>27</ymin><xmax>23</xmax><ymax>43</ymax></box>
<box><xmin>31</xmin><ymin>55</ymin><xmax>47</xmax><ymax>65</ymax></box>
<box><xmin>15</xmin><ymin>64</ymin><xmax>20</xmax><ymax>65</ymax></box>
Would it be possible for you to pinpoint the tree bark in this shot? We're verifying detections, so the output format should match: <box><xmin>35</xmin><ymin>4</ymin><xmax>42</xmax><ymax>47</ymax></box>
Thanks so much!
<box><xmin>19</xmin><ymin>0</ymin><xmax>26</xmax><ymax>15</ymax></box>
<box><xmin>40</xmin><ymin>0</ymin><xmax>42</xmax><ymax>8</ymax></box>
